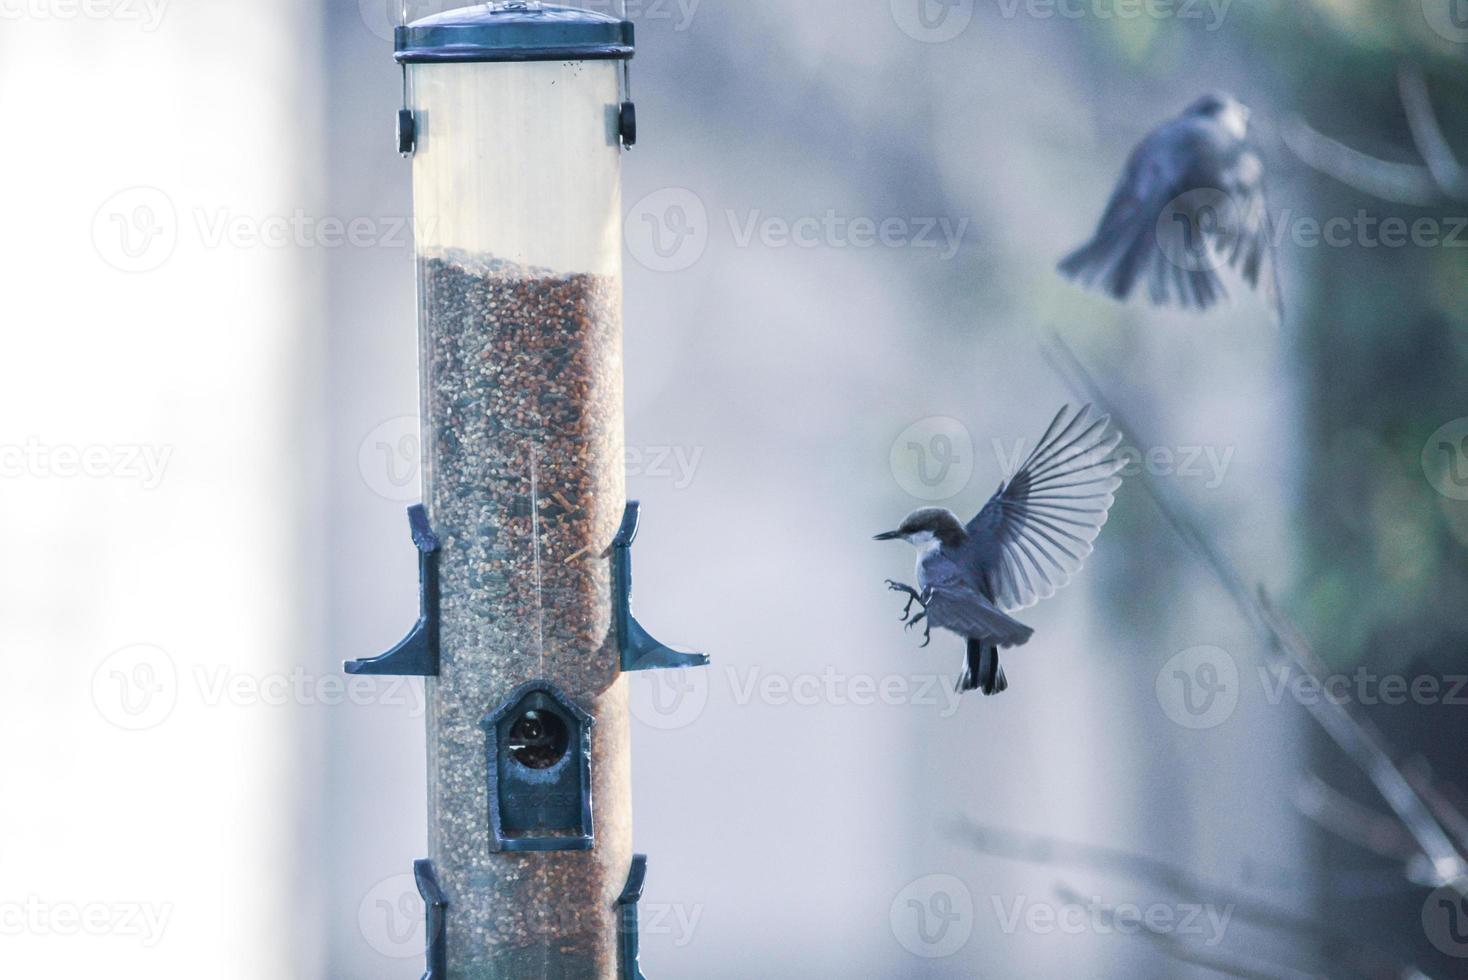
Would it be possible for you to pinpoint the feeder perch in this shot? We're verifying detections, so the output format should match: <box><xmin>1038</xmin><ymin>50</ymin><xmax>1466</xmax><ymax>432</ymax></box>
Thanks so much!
<box><xmin>611</xmin><ymin>501</ymin><xmax>709</xmax><ymax>672</ymax></box>
<box><xmin>414</xmin><ymin>859</ymin><xmax>447</xmax><ymax>980</ymax></box>
<box><xmin>344</xmin><ymin>504</ymin><xmax>440</xmax><ymax>677</ymax></box>
<box><xmin>617</xmin><ymin>854</ymin><xmax>650</xmax><ymax>980</ymax></box>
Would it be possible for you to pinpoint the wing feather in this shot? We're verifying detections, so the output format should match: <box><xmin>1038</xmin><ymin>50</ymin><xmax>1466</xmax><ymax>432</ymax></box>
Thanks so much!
<box><xmin>1221</xmin><ymin>151</ymin><xmax>1284</xmax><ymax>321</ymax></box>
<box><xmin>962</xmin><ymin>405</ymin><xmax>1125</xmax><ymax>611</ymax></box>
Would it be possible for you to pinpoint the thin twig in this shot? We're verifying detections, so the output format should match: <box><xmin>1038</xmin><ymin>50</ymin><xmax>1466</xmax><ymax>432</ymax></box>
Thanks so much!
<box><xmin>953</xmin><ymin>818</ymin><xmax>1434</xmax><ymax>980</ymax></box>
<box><xmin>1053</xmin><ymin>883</ymin><xmax>1327</xmax><ymax>980</ymax></box>
<box><xmin>1295</xmin><ymin>774</ymin><xmax>1424</xmax><ymax>865</ymax></box>
<box><xmin>1402</xmin><ymin>759</ymin><xmax>1468</xmax><ymax>856</ymax></box>
<box><xmin>1043</xmin><ymin>335</ymin><xmax>1468</xmax><ymax>895</ymax></box>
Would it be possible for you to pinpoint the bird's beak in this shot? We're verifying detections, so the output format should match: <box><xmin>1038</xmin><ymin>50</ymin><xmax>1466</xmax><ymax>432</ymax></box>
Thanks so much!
<box><xmin>873</xmin><ymin>531</ymin><xmax>902</xmax><ymax>542</ymax></box>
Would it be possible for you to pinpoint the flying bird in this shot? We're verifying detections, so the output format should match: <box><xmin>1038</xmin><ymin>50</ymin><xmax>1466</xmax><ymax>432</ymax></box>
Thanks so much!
<box><xmin>876</xmin><ymin>405</ymin><xmax>1124</xmax><ymax>696</ymax></box>
<box><xmin>1059</xmin><ymin>93</ymin><xmax>1283</xmax><ymax>321</ymax></box>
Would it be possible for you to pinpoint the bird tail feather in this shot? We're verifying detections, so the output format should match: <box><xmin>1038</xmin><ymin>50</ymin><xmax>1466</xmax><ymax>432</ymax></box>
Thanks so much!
<box><xmin>960</xmin><ymin>640</ymin><xmax>1010</xmax><ymax>697</ymax></box>
<box><xmin>1065</xmin><ymin>215</ymin><xmax>1232</xmax><ymax>312</ymax></box>
<box><xmin>1058</xmin><ymin>217</ymin><xmax>1151</xmax><ymax>302</ymax></box>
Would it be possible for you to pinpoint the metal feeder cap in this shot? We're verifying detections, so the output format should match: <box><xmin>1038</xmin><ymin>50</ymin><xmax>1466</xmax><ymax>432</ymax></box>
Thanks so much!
<box><xmin>395</xmin><ymin>2</ymin><xmax>635</xmax><ymax>64</ymax></box>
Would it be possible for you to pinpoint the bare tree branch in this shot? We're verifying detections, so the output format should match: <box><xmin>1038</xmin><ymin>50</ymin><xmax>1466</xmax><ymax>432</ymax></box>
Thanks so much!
<box><xmin>1282</xmin><ymin>66</ymin><xmax>1467</xmax><ymax>205</ymax></box>
<box><xmin>1281</xmin><ymin>115</ymin><xmax>1445</xmax><ymax>206</ymax></box>
<box><xmin>1398</xmin><ymin>66</ymin><xmax>1468</xmax><ymax>200</ymax></box>
<box><xmin>1053</xmin><ymin>883</ymin><xmax>1328</xmax><ymax>980</ymax></box>
<box><xmin>1402</xmin><ymin>759</ymin><xmax>1468</xmax><ymax>856</ymax></box>
<box><xmin>1256</xmin><ymin>592</ymin><xmax>1468</xmax><ymax>892</ymax></box>
<box><xmin>1043</xmin><ymin>335</ymin><xmax>1468</xmax><ymax>896</ymax></box>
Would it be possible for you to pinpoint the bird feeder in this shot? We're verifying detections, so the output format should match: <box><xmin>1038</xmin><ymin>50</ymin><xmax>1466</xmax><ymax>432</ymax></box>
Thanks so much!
<box><xmin>345</xmin><ymin>4</ymin><xmax>706</xmax><ymax>977</ymax></box>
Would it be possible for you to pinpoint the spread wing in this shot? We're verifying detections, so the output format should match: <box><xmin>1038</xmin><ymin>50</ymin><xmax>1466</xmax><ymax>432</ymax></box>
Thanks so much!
<box><xmin>1059</xmin><ymin>129</ymin><xmax>1195</xmax><ymax>303</ymax></box>
<box><xmin>961</xmin><ymin>405</ymin><xmax>1124</xmax><ymax>612</ymax></box>
<box><xmin>924</xmin><ymin>584</ymin><xmax>1035</xmax><ymax>648</ymax></box>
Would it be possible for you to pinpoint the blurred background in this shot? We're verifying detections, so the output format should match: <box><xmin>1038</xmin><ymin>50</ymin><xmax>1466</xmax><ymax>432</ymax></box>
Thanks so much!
<box><xmin>4</xmin><ymin>0</ymin><xmax>1468</xmax><ymax>976</ymax></box>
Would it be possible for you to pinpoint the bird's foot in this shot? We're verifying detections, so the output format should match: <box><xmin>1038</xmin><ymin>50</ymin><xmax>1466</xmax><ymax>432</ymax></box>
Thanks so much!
<box><xmin>904</xmin><ymin>612</ymin><xmax>933</xmax><ymax>648</ymax></box>
<box><xmin>886</xmin><ymin>580</ymin><xmax>925</xmax><ymax>621</ymax></box>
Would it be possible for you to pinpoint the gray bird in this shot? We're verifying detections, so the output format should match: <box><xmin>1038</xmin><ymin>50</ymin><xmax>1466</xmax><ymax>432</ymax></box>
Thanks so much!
<box><xmin>1060</xmin><ymin>93</ymin><xmax>1283</xmax><ymax>321</ymax></box>
<box><xmin>875</xmin><ymin>405</ymin><xmax>1124</xmax><ymax>696</ymax></box>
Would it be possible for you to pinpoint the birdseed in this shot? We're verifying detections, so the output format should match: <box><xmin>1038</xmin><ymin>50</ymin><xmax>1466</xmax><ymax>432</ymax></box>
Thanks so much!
<box><xmin>419</xmin><ymin>248</ymin><xmax>632</xmax><ymax>978</ymax></box>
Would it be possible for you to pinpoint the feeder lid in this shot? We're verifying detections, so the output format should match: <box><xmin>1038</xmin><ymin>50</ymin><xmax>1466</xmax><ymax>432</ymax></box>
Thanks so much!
<box><xmin>395</xmin><ymin>2</ymin><xmax>634</xmax><ymax>64</ymax></box>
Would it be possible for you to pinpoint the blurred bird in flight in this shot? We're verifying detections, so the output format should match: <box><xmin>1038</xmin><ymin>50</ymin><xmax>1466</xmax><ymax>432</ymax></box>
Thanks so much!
<box><xmin>876</xmin><ymin>406</ymin><xmax>1124</xmax><ymax>696</ymax></box>
<box><xmin>1060</xmin><ymin>93</ymin><xmax>1283</xmax><ymax>321</ymax></box>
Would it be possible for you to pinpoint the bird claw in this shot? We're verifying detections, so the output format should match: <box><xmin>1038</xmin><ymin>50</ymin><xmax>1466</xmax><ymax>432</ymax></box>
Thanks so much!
<box><xmin>886</xmin><ymin>580</ymin><xmax>925</xmax><ymax>621</ymax></box>
<box><xmin>905</xmin><ymin>612</ymin><xmax>933</xmax><ymax>647</ymax></box>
